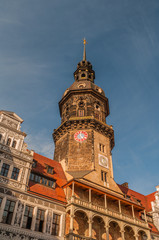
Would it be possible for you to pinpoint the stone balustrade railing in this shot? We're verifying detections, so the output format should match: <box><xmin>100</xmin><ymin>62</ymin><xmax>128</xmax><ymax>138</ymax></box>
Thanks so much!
<box><xmin>65</xmin><ymin>233</ymin><xmax>95</xmax><ymax>240</ymax></box>
<box><xmin>68</xmin><ymin>197</ymin><xmax>148</xmax><ymax>228</ymax></box>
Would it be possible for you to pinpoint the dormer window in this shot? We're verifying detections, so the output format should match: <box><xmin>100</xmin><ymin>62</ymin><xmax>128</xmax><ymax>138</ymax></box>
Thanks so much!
<box><xmin>12</xmin><ymin>140</ymin><xmax>17</xmax><ymax>148</ymax></box>
<box><xmin>30</xmin><ymin>172</ymin><xmax>56</xmax><ymax>188</ymax></box>
<box><xmin>32</xmin><ymin>160</ymin><xmax>37</xmax><ymax>168</ymax></box>
<box><xmin>6</xmin><ymin>138</ymin><xmax>11</xmax><ymax>146</ymax></box>
<box><xmin>47</xmin><ymin>165</ymin><xmax>54</xmax><ymax>174</ymax></box>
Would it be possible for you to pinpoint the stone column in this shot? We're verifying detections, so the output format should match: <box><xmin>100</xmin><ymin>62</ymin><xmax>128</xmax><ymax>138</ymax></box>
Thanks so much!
<box><xmin>144</xmin><ymin>209</ymin><xmax>147</xmax><ymax>222</ymax></box>
<box><xmin>11</xmin><ymin>200</ymin><xmax>18</xmax><ymax>225</ymax></box>
<box><xmin>8</xmin><ymin>164</ymin><xmax>13</xmax><ymax>178</ymax></box>
<box><xmin>132</xmin><ymin>205</ymin><xmax>135</xmax><ymax>218</ymax></box>
<box><xmin>0</xmin><ymin>196</ymin><xmax>6</xmax><ymax>222</ymax></box>
<box><xmin>105</xmin><ymin>225</ymin><xmax>109</xmax><ymax>240</ymax></box>
<box><xmin>89</xmin><ymin>188</ymin><xmax>91</xmax><ymax>203</ymax></box>
<box><xmin>104</xmin><ymin>194</ymin><xmax>107</xmax><ymax>208</ymax></box>
<box><xmin>88</xmin><ymin>218</ymin><xmax>93</xmax><ymax>238</ymax></box>
<box><xmin>134</xmin><ymin>232</ymin><xmax>140</xmax><ymax>240</ymax></box>
<box><xmin>118</xmin><ymin>200</ymin><xmax>121</xmax><ymax>214</ymax></box>
<box><xmin>71</xmin><ymin>181</ymin><xmax>75</xmax><ymax>201</ymax></box>
<box><xmin>120</xmin><ymin>230</ymin><xmax>125</xmax><ymax>240</ymax></box>
<box><xmin>59</xmin><ymin>213</ymin><xmax>65</xmax><ymax>237</ymax></box>
<box><xmin>43</xmin><ymin>209</ymin><xmax>48</xmax><ymax>233</ymax></box>
<box><xmin>70</xmin><ymin>205</ymin><xmax>75</xmax><ymax>233</ymax></box>
<box><xmin>31</xmin><ymin>206</ymin><xmax>37</xmax><ymax>231</ymax></box>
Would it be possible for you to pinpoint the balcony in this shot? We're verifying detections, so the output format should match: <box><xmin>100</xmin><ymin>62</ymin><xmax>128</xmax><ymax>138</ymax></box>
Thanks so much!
<box><xmin>67</xmin><ymin>196</ymin><xmax>148</xmax><ymax>229</ymax></box>
<box><xmin>65</xmin><ymin>233</ymin><xmax>95</xmax><ymax>240</ymax></box>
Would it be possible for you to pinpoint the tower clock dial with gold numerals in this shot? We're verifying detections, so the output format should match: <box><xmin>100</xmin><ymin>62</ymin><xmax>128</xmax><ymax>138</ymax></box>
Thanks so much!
<box><xmin>74</xmin><ymin>131</ymin><xmax>88</xmax><ymax>142</ymax></box>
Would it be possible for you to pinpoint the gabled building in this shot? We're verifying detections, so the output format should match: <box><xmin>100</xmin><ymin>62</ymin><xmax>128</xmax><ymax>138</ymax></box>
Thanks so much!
<box><xmin>0</xmin><ymin>42</ymin><xmax>159</xmax><ymax>240</ymax></box>
<box><xmin>0</xmin><ymin>111</ymin><xmax>67</xmax><ymax>240</ymax></box>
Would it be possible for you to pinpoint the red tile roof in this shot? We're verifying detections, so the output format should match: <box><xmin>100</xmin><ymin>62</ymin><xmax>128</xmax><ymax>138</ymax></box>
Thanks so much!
<box><xmin>118</xmin><ymin>184</ymin><xmax>156</xmax><ymax>212</ymax></box>
<box><xmin>146</xmin><ymin>192</ymin><xmax>156</xmax><ymax>212</ymax></box>
<box><xmin>118</xmin><ymin>184</ymin><xmax>159</xmax><ymax>235</ymax></box>
<box><xmin>28</xmin><ymin>153</ymin><xmax>67</xmax><ymax>204</ymax></box>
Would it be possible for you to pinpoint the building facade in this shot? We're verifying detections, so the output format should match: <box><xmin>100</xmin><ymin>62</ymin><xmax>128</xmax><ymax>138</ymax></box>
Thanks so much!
<box><xmin>0</xmin><ymin>111</ymin><xmax>66</xmax><ymax>240</ymax></box>
<box><xmin>0</xmin><ymin>43</ymin><xmax>159</xmax><ymax>240</ymax></box>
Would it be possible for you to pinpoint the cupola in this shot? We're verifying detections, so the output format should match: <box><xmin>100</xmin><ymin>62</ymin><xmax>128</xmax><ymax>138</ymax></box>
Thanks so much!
<box><xmin>74</xmin><ymin>38</ymin><xmax>95</xmax><ymax>82</ymax></box>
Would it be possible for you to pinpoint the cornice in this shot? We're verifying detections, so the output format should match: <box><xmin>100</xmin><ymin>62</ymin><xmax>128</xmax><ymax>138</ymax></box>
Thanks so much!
<box><xmin>0</xmin><ymin>122</ymin><xmax>26</xmax><ymax>137</ymax></box>
<box><xmin>53</xmin><ymin>118</ymin><xmax>115</xmax><ymax>149</ymax></box>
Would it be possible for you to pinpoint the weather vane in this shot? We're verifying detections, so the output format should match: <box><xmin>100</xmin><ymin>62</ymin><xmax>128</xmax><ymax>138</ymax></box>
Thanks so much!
<box><xmin>83</xmin><ymin>38</ymin><xmax>87</xmax><ymax>46</ymax></box>
<box><xmin>83</xmin><ymin>38</ymin><xmax>87</xmax><ymax>61</ymax></box>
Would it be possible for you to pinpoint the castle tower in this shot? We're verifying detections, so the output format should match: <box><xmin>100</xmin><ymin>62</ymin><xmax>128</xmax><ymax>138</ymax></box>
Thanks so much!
<box><xmin>53</xmin><ymin>40</ymin><xmax>122</xmax><ymax>193</ymax></box>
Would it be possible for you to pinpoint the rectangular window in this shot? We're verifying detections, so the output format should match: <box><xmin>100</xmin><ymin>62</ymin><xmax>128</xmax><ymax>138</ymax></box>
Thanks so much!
<box><xmin>99</xmin><ymin>143</ymin><xmax>105</xmax><ymax>153</ymax></box>
<box><xmin>1</xmin><ymin>163</ymin><xmax>10</xmax><ymax>177</ymax></box>
<box><xmin>47</xmin><ymin>166</ymin><xmax>54</xmax><ymax>174</ymax></box>
<box><xmin>22</xmin><ymin>205</ymin><xmax>33</xmax><ymax>229</ymax></box>
<box><xmin>35</xmin><ymin>209</ymin><xmax>45</xmax><ymax>232</ymax></box>
<box><xmin>78</xmin><ymin>110</ymin><xmax>84</xmax><ymax>117</ymax></box>
<box><xmin>29</xmin><ymin>172</ymin><xmax>55</xmax><ymax>188</ymax></box>
<box><xmin>32</xmin><ymin>160</ymin><xmax>37</xmax><ymax>168</ymax></box>
<box><xmin>11</xmin><ymin>167</ymin><xmax>19</xmax><ymax>180</ymax></box>
<box><xmin>101</xmin><ymin>171</ymin><xmax>107</xmax><ymax>182</ymax></box>
<box><xmin>30</xmin><ymin>173</ymin><xmax>35</xmax><ymax>181</ymax></box>
<box><xmin>0</xmin><ymin>197</ymin><xmax>2</xmax><ymax>207</ymax></box>
<box><xmin>2</xmin><ymin>199</ymin><xmax>15</xmax><ymax>224</ymax></box>
<box><xmin>52</xmin><ymin>213</ymin><xmax>60</xmax><ymax>236</ymax></box>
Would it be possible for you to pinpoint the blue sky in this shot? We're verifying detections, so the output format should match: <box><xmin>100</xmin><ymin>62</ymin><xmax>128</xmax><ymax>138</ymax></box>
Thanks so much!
<box><xmin>0</xmin><ymin>0</ymin><xmax>159</xmax><ymax>195</ymax></box>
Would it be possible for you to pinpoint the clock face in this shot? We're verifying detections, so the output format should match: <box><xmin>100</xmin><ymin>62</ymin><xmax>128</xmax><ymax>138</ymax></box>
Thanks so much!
<box><xmin>99</xmin><ymin>154</ymin><xmax>109</xmax><ymax>168</ymax></box>
<box><xmin>74</xmin><ymin>131</ymin><xmax>88</xmax><ymax>142</ymax></box>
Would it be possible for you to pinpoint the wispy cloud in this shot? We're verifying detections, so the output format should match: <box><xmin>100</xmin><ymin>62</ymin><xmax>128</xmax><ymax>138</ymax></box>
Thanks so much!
<box><xmin>25</xmin><ymin>130</ymin><xmax>54</xmax><ymax>159</ymax></box>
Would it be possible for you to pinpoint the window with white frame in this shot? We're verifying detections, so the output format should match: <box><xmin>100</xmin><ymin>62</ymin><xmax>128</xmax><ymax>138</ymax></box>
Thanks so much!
<box><xmin>12</xmin><ymin>140</ymin><xmax>17</xmax><ymax>148</ymax></box>
<box><xmin>11</xmin><ymin>167</ymin><xmax>19</xmax><ymax>180</ymax></box>
<box><xmin>52</xmin><ymin>213</ymin><xmax>60</xmax><ymax>236</ymax></box>
<box><xmin>22</xmin><ymin>205</ymin><xmax>34</xmax><ymax>229</ymax></box>
<box><xmin>0</xmin><ymin>163</ymin><xmax>10</xmax><ymax>177</ymax></box>
<box><xmin>2</xmin><ymin>199</ymin><xmax>16</xmax><ymax>224</ymax></box>
<box><xmin>6</xmin><ymin>138</ymin><xmax>11</xmax><ymax>146</ymax></box>
<box><xmin>35</xmin><ymin>209</ymin><xmax>45</xmax><ymax>232</ymax></box>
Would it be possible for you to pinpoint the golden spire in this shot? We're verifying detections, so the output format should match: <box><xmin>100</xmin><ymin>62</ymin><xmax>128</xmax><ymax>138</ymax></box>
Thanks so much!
<box><xmin>83</xmin><ymin>38</ymin><xmax>87</xmax><ymax>61</ymax></box>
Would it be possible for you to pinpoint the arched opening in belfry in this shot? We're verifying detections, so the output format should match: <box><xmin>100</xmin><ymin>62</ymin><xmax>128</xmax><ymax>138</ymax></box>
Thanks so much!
<box><xmin>124</xmin><ymin>225</ymin><xmax>135</xmax><ymax>240</ymax></box>
<box><xmin>92</xmin><ymin>216</ymin><xmax>106</xmax><ymax>240</ymax></box>
<box><xmin>74</xmin><ymin>210</ymin><xmax>89</xmax><ymax>237</ymax></box>
<box><xmin>109</xmin><ymin>221</ymin><xmax>122</xmax><ymax>240</ymax></box>
<box><xmin>138</xmin><ymin>230</ymin><xmax>148</xmax><ymax>240</ymax></box>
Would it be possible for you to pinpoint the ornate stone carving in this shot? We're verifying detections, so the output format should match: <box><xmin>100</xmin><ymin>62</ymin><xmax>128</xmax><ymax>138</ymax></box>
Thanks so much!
<box><xmin>0</xmin><ymin>177</ymin><xmax>23</xmax><ymax>189</ymax></box>
<box><xmin>2</xmin><ymin>117</ymin><xmax>18</xmax><ymax>129</ymax></box>
<box><xmin>14</xmin><ymin>201</ymin><xmax>25</xmax><ymax>227</ymax></box>
<box><xmin>0</xmin><ymin>143</ymin><xmax>33</xmax><ymax>162</ymax></box>
<box><xmin>45</xmin><ymin>210</ymin><xmax>52</xmax><ymax>234</ymax></box>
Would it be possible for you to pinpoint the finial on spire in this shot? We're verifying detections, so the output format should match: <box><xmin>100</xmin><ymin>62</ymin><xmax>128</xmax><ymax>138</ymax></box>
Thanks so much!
<box><xmin>83</xmin><ymin>38</ymin><xmax>87</xmax><ymax>61</ymax></box>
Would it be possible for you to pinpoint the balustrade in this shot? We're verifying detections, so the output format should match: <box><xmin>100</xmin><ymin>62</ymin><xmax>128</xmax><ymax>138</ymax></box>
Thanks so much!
<box><xmin>68</xmin><ymin>196</ymin><xmax>148</xmax><ymax>228</ymax></box>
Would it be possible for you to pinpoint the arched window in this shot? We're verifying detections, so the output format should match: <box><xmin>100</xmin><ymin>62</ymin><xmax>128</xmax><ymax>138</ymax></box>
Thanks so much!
<box><xmin>12</xmin><ymin>140</ymin><xmax>17</xmax><ymax>148</ymax></box>
<box><xmin>6</xmin><ymin>138</ymin><xmax>11</xmax><ymax>146</ymax></box>
<box><xmin>0</xmin><ymin>134</ymin><xmax>2</xmax><ymax>142</ymax></box>
<box><xmin>81</xmin><ymin>73</ymin><xmax>85</xmax><ymax>78</ymax></box>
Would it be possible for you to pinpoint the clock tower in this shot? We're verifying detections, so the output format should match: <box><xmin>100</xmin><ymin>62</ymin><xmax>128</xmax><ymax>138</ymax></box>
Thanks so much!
<box><xmin>53</xmin><ymin>40</ymin><xmax>121</xmax><ymax>193</ymax></box>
